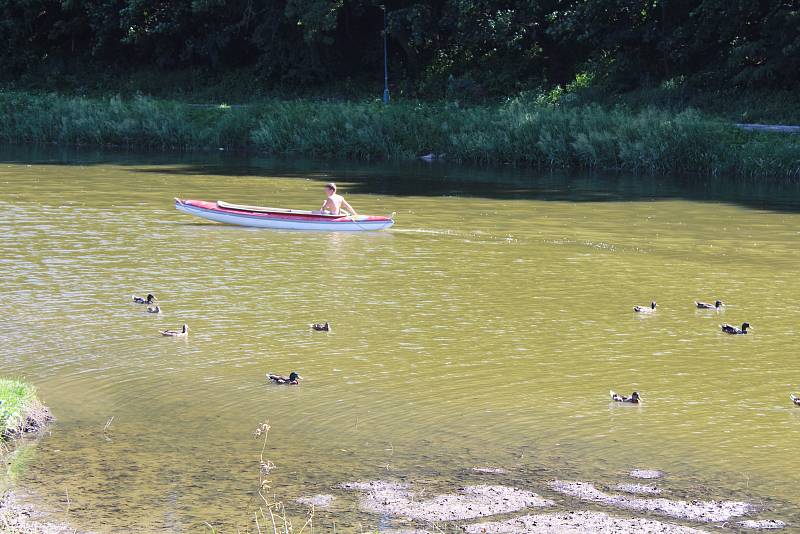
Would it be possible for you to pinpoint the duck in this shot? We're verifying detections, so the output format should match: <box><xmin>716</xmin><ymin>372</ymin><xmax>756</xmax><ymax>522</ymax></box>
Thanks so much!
<box><xmin>146</xmin><ymin>305</ymin><xmax>161</xmax><ymax>314</ymax></box>
<box><xmin>133</xmin><ymin>293</ymin><xmax>156</xmax><ymax>305</ymax></box>
<box><xmin>791</xmin><ymin>394</ymin><xmax>800</xmax><ymax>406</ymax></box>
<box><xmin>633</xmin><ymin>301</ymin><xmax>656</xmax><ymax>313</ymax></box>
<box><xmin>161</xmin><ymin>324</ymin><xmax>188</xmax><ymax>337</ymax></box>
<box><xmin>610</xmin><ymin>390</ymin><xmax>640</xmax><ymax>403</ymax></box>
<box><xmin>696</xmin><ymin>300</ymin><xmax>722</xmax><ymax>310</ymax></box>
<box><xmin>311</xmin><ymin>322</ymin><xmax>331</xmax><ymax>332</ymax></box>
<box><xmin>721</xmin><ymin>322</ymin><xmax>750</xmax><ymax>335</ymax></box>
<box><xmin>267</xmin><ymin>371</ymin><xmax>302</xmax><ymax>385</ymax></box>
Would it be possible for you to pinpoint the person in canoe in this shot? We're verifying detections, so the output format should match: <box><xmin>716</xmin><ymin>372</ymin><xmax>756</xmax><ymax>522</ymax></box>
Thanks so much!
<box><xmin>318</xmin><ymin>183</ymin><xmax>357</xmax><ymax>216</ymax></box>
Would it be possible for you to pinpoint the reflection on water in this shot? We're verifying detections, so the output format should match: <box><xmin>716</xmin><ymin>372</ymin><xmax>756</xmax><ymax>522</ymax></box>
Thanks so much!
<box><xmin>2</xmin><ymin>145</ymin><xmax>800</xmax><ymax>531</ymax></box>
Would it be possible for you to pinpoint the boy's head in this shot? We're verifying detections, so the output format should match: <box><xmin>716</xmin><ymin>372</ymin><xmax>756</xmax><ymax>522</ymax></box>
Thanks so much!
<box><xmin>325</xmin><ymin>182</ymin><xmax>337</xmax><ymax>194</ymax></box>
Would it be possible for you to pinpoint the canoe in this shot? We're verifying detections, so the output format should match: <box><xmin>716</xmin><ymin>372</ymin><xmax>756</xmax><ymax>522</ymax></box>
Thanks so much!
<box><xmin>174</xmin><ymin>198</ymin><xmax>394</xmax><ymax>231</ymax></box>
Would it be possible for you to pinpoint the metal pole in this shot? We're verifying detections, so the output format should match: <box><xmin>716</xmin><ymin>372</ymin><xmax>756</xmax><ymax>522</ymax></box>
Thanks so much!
<box><xmin>382</xmin><ymin>6</ymin><xmax>390</xmax><ymax>104</ymax></box>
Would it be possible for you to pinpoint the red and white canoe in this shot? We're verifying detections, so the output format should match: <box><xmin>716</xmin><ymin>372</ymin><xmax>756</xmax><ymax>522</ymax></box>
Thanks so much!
<box><xmin>174</xmin><ymin>199</ymin><xmax>394</xmax><ymax>231</ymax></box>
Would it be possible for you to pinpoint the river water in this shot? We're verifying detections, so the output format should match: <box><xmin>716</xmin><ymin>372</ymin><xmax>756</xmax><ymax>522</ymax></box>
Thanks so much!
<box><xmin>2</xmin><ymin>146</ymin><xmax>800</xmax><ymax>531</ymax></box>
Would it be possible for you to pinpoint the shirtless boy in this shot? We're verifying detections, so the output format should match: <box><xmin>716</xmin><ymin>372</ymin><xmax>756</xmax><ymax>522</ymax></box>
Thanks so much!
<box><xmin>319</xmin><ymin>183</ymin><xmax>357</xmax><ymax>216</ymax></box>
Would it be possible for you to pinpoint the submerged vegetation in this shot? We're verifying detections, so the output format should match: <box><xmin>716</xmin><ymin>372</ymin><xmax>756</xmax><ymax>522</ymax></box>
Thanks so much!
<box><xmin>0</xmin><ymin>378</ymin><xmax>50</xmax><ymax>441</ymax></box>
<box><xmin>2</xmin><ymin>91</ymin><xmax>798</xmax><ymax>181</ymax></box>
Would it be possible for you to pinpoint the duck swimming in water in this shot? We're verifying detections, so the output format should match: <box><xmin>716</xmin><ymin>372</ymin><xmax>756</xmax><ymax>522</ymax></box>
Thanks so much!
<box><xmin>721</xmin><ymin>322</ymin><xmax>750</xmax><ymax>335</ymax></box>
<box><xmin>610</xmin><ymin>390</ymin><xmax>640</xmax><ymax>403</ymax></box>
<box><xmin>633</xmin><ymin>301</ymin><xmax>656</xmax><ymax>313</ymax></box>
<box><xmin>311</xmin><ymin>322</ymin><xmax>331</xmax><ymax>332</ymax></box>
<box><xmin>696</xmin><ymin>300</ymin><xmax>722</xmax><ymax>310</ymax></box>
<box><xmin>133</xmin><ymin>294</ymin><xmax>156</xmax><ymax>305</ymax></box>
<box><xmin>790</xmin><ymin>394</ymin><xmax>800</xmax><ymax>406</ymax></box>
<box><xmin>146</xmin><ymin>305</ymin><xmax>161</xmax><ymax>314</ymax></box>
<box><xmin>161</xmin><ymin>324</ymin><xmax>188</xmax><ymax>337</ymax></box>
<box><xmin>267</xmin><ymin>371</ymin><xmax>302</xmax><ymax>385</ymax></box>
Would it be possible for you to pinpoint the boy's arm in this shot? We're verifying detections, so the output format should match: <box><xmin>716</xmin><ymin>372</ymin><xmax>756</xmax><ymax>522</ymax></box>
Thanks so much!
<box><xmin>341</xmin><ymin>198</ymin><xmax>357</xmax><ymax>215</ymax></box>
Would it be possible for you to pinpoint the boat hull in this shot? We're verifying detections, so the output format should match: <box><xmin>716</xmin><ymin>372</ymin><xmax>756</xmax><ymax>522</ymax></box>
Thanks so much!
<box><xmin>175</xmin><ymin>199</ymin><xmax>394</xmax><ymax>231</ymax></box>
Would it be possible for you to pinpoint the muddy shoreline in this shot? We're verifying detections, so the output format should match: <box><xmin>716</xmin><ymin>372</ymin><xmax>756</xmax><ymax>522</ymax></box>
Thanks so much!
<box><xmin>1</xmin><ymin>388</ymin><xmax>60</xmax><ymax>533</ymax></box>
<box><xmin>5</xmin><ymin>475</ymin><xmax>788</xmax><ymax>533</ymax></box>
<box><xmin>4</xmin><ymin>464</ymin><xmax>789</xmax><ymax>532</ymax></box>
<box><xmin>320</xmin><ymin>470</ymin><xmax>786</xmax><ymax>533</ymax></box>
<box><xmin>0</xmin><ymin>491</ymin><xmax>81</xmax><ymax>534</ymax></box>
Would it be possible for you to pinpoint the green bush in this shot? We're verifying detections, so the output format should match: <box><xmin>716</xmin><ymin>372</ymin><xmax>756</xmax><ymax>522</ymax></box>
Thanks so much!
<box><xmin>1</xmin><ymin>91</ymin><xmax>798</xmax><ymax>181</ymax></box>
<box><xmin>0</xmin><ymin>379</ymin><xmax>38</xmax><ymax>436</ymax></box>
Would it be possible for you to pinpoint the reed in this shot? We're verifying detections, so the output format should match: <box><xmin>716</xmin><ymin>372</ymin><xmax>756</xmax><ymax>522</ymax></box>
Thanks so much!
<box><xmin>1</xmin><ymin>91</ymin><xmax>798</xmax><ymax>181</ymax></box>
<box><xmin>245</xmin><ymin>421</ymin><xmax>314</xmax><ymax>534</ymax></box>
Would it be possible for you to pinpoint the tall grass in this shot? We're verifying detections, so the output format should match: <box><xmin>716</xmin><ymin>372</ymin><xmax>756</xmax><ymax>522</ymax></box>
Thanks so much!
<box><xmin>1</xmin><ymin>91</ymin><xmax>798</xmax><ymax>180</ymax></box>
<box><xmin>230</xmin><ymin>421</ymin><xmax>315</xmax><ymax>534</ymax></box>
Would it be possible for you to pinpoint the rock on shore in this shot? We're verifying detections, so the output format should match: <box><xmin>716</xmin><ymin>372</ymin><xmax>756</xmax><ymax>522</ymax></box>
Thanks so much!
<box><xmin>471</xmin><ymin>467</ymin><xmax>508</xmax><ymax>475</ymax></box>
<box><xmin>550</xmin><ymin>481</ymin><xmax>752</xmax><ymax>522</ymax></box>
<box><xmin>295</xmin><ymin>494</ymin><xmax>334</xmax><ymax>509</ymax></box>
<box><xmin>340</xmin><ymin>481</ymin><xmax>553</xmax><ymax>521</ymax></box>
<box><xmin>464</xmin><ymin>511</ymin><xmax>710</xmax><ymax>533</ymax></box>
<box><xmin>614</xmin><ymin>482</ymin><xmax>662</xmax><ymax>495</ymax></box>
<box><xmin>738</xmin><ymin>519</ymin><xmax>786</xmax><ymax>530</ymax></box>
<box><xmin>629</xmin><ymin>469</ymin><xmax>663</xmax><ymax>479</ymax></box>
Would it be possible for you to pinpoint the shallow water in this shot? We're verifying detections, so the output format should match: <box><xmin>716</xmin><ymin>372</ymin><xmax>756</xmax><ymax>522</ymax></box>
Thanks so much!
<box><xmin>2</xmin><ymin>146</ymin><xmax>800</xmax><ymax>531</ymax></box>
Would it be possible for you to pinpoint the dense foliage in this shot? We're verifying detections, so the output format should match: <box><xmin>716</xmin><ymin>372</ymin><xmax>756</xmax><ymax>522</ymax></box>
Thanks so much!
<box><xmin>1</xmin><ymin>0</ymin><xmax>798</xmax><ymax>97</ymax></box>
<box><xmin>2</xmin><ymin>91</ymin><xmax>798</xmax><ymax>180</ymax></box>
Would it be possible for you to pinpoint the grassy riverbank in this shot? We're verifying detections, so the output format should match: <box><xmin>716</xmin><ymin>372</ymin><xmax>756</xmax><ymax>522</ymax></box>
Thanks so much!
<box><xmin>0</xmin><ymin>379</ymin><xmax>49</xmax><ymax>440</ymax></box>
<box><xmin>1</xmin><ymin>91</ymin><xmax>798</xmax><ymax>180</ymax></box>
<box><xmin>0</xmin><ymin>380</ymin><xmax>64</xmax><ymax>533</ymax></box>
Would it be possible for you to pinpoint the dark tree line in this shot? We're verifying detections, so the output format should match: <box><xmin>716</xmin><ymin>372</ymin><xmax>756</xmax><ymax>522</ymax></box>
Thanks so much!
<box><xmin>1</xmin><ymin>0</ymin><xmax>798</xmax><ymax>95</ymax></box>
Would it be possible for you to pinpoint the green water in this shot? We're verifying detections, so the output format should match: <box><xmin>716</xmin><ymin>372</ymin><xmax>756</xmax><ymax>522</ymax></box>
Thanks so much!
<box><xmin>2</xmin><ymin>147</ymin><xmax>800</xmax><ymax>531</ymax></box>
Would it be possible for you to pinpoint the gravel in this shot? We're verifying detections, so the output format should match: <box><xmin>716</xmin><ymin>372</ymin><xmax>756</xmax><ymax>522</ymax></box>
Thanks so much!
<box><xmin>340</xmin><ymin>480</ymin><xmax>553</xmax><ymax>521</ymax></box>
<box><xmin>550</xmin><ymin>481</ymin><xmax>752</xmax><ymax>522</ymax></box>
<box><xmin>737</xmin><ymin>519</ymin><xmax>786</xmax><ymax>530</ymax></box>
<box><xmin>629</xmin><ymin>469</ymin><xmax>664</xmax><ymax>479</ymax></box>
<box><xmin>463</xmin><ymin>510</ymin><xmax>710</xmax><ymax>533</ymax></box>
<box><xmin>614</xmin><ymin>483</ymin><xmax>663</xmax><ymax>495</ymax></box>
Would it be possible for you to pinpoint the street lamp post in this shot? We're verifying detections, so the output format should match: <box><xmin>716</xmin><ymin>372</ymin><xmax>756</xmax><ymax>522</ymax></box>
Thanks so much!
<box><xmin>382</xmin><ymin>6</ymin><xmax>390</xmax><ymax>104</ymax></box>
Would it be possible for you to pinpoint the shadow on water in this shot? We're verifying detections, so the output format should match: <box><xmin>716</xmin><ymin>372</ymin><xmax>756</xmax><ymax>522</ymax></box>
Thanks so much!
<box><xmin>4</xmin><ymin>144</ymin><xmax>800</xmax><ymax>212</ymax></box>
